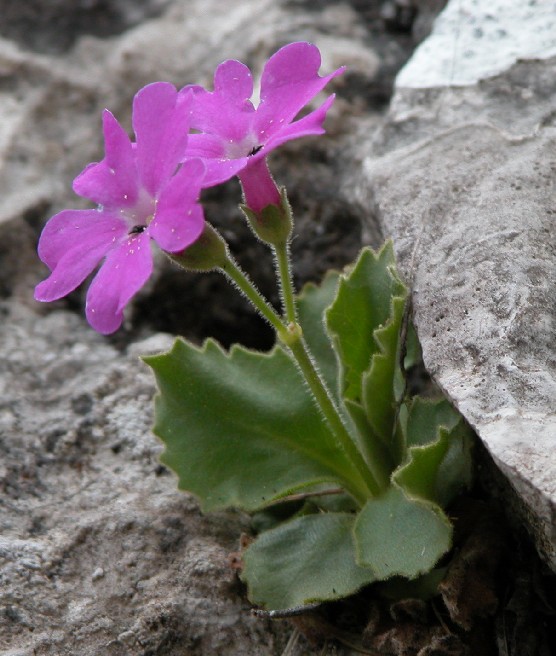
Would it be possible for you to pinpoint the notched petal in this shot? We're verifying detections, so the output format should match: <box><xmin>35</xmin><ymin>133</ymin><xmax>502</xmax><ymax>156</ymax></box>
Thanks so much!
<box><xmin>261</xmin><ymin>42</ymin><xmax>323</xmax><ymax>89</ymax></box>
<box><xmin>256</xmin><ymin>42</ymin><xmax>344</xmax><ymax>139</ymax></box>
<box><xmin>214</xmin><ymin>59</ymin><xmax>254</xmax><ymax>103</ymax></box>
<box><xmin>85</xmin><ymin>231</ymin><xmax>153</xmax><ymax>334</ymax></box>
<box><xmin>133</xmin><ymin>81</ymin><xmax>193</xmax><ymax>196</ymax></box>
<box><xmin>37</xmin><ymin>209</ymin><xmax>127</xmax><ymax>270</ymax></box>
<box><xmin>263</xmin><ymin>94</ymin><xmax>336</xmax><ymax>153</ymax></box>
<box><xmin>73</xmin><ymin>110</ymin><xmax>138</xmax><ymax>208</ymax></box>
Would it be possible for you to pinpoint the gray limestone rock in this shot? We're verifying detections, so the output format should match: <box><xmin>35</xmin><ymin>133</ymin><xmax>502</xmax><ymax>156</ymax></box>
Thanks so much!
<box><xmin>0</xmin><ymin>2</ymin><xmax>393</xmax><ymax>653</ymax></box>
<box><xmin>0</xmin><ymin>303</ymin><xmax>289</xmax><ymax>654</ymax></box>
<box><xmin>2</xmin><ymin>0</ymin><xmax>554</xmax><ymax>652</ymax></box>
<box><xmin>353</xmin><ymin>0</ymin><xmax>556</xmax><ymax>569</ymax></box>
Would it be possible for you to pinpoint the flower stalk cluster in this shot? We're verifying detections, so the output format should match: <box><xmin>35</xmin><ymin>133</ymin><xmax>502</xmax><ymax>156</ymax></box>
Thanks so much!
<box><xmin>34</xmin><ymin>42</ymin><xmax>474</xmax><ymax>612</ymax></box>
<box><xmin>35</xmin><ymin>40</ymin><xmax>368</xmax><ymax>497</ymax></box>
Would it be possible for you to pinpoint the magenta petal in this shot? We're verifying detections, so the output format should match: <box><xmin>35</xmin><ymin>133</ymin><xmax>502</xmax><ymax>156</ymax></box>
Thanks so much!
<box><xmin>261</xmin><ymin>42</ymin><xmax>323</xmax><ymax>89</ymax></box>
<box><xmin>73</xmin><ymin>111</ymin><xmax>139</xmax><ymax>209</ymax></box>
<box><xmin>35</xmin><ymin>210</ymin><xmax>127</xmax><ymax>301</ymax></box>
<box><xmin>35</xmin><ymin>241</ymin><xmax>107</xmax><ymax>302</ymax></box>
<box><xmin>183</xmin><ymin>133</ymin><xmax>249</xmax><ymax>185</ymax></box>
<box><xmin>256</xmin><ymin>42</ymin><xmax>344</xmax><ymax>140</ymax></box>
<box><xmin>189</xmin><ymin>90</ymin><xmax>253</xmax><ymax>143</ymax></box>
<box><xmin>37</xmin><ymin>209</ymin><xmax>127</xmax><ymax>270</ymax></box>
<box><xmin>214</xmin><ymin>59</ymin><xmax>254</xmax><ymax>103</ymax></box>
<box><xmin>133</xmin><ymin>82</ymin><xmax>193</xmax><ymax>196</ymax></box>
<box><xmin>263</xmin><ymin>95</ymin><xmax>336</xmax><ymax>153</ymax></box>
<box><xmin>150</xmin><ymin>203</ymin><xmax>204</xmax><ymax>253</ymax></box>
<box><xmin>176</xmin><ymin>157</ymin><xmax>206</xmax><ymax>191</ymax></box>
<box><xmin>238</xmin><ymin>158</ymin><xmax>281</xmax><ymax>214</ymax></box>
<box><xmin>199</xmin><ymin>157</ymin><xmax>249</xmax><ymax>187</ymax></box>
<box><xmin>184</xmin><ymin>133</ymin><xmax>227</xmax><ymax>159</ymax></box>
<box><xmin>149</xmin><ymin>160</ymin><xmax>205</xmax><ymax>252</ymax></box>
<box><xmin>187</xmin><ymin>62</ymin><xmax>255</xmax><ymax>142</ymax></box>
<box><xmin>180</xmin><ymin>83</ymin><xmax>204</xmax><ymax>95</ymax></box>
<box><xmin>85</xmin><ymin>232</ymin><xmax>153</xmax><ymax>334</ymax></box>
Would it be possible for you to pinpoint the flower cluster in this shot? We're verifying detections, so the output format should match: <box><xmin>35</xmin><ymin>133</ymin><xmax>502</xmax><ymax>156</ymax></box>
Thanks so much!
<box><xmin>35</xmin><ymin>42</ymin><xmax>344</xmax><ymax>334</ymax></box>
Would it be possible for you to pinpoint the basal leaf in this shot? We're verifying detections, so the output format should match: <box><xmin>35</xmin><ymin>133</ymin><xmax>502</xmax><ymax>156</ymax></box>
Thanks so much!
<box><xmin>362</xmin><ymin>294</ymin><xmax>407</xmax><ymax>446</ymax></box>
<box><xmin>394</xmin><ymin>426</ymin><xmax>453</xmax><ymax>505</ymax></box>
<box><xmin>344</xmin><ymin>398</ymin><xmax>393</xmax><ymax>489</ymax></box>
<box><xmin>326</xmin><ymin>243</ymin><xmax>405</xmax><ymax>404</ymax></box>
<box><xmin>144</xmin><ymin>338</ymin><xmax>366</xmax><ymax>512</ymax></box>
<box><xmin>395</xmin><ymin>398</ymin><xmax>474</xmax><ymax>507</ymax></box>
<box><xmin>242</xmin><ymin>512</ymin><xmax>375</xmax><ymax>610</ymax></box>
<box><xmin>353</xmin><ymin>486</ymin><xmax>452</xmax><ymax>580</ymax></box>
<box><xmin>297</xmin><ymin>272</ymin><xmax>380</xmax><ymax>476</ymax></box>
<box><xmin>326</xmin><ymin>242</ymin><xmax>407</xmax><ymax>454</ymax></box>
<box><xmin>405</xmin><ymin>397</ymin><xmax>461</xmax><ymax>448</ymax></box>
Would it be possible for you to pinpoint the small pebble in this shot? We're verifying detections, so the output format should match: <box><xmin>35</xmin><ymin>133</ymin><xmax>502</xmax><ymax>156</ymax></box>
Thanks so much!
<box><xmin>117</xmin><ymin>630</ymin><xmax>136</xmax><ymax>644</ymax></box>
<box><xmin>92</xmin><ymin>567</ymin><xmax>105</xmax><ymax>581</ymax></box>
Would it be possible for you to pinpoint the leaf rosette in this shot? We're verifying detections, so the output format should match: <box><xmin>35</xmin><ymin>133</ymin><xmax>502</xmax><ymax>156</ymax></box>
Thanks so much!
<box><xmin>145</xmin><ymin>242</ymin><xmax>473</xmax><ymax>609</ymax></box>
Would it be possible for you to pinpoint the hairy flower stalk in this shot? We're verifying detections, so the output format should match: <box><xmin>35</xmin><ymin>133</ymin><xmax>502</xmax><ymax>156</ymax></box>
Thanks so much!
<box><xmin>172</xmin><ymin>231</ymin><xmax>382</xmax><ymax>502</ymax></box>
<box><xmin>176</xmin><ymin>44</ymin><xmax>380</xmax><ymax>499</ymax></box>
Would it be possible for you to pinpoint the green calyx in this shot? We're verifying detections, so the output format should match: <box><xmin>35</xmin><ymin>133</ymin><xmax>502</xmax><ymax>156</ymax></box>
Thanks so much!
<box><xmin>169</xmin><ymin>223</ymin><xmax>228</xmax><ymax>272</ymax></box>
<box><xmin>240</xmin><ymin>187</ymin><xmax>293</xmax><ymax>246</ymax></box>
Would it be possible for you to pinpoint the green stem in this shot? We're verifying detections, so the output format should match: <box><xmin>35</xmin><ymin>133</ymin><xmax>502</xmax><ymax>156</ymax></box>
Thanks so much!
<box><xmin>273</xmin><ymin>235</ymin><xmax>383</xmax><ymax>499</ymax></box>
<box><xmin>219</xmin><ymin>256</ymin><xmax>286</xmax><ymax>336</ymax></box>
<box><xmin>288</xmin><ymin>338</ymin><xmax>382</xmax><ymax>501</ymax></box>
<box><xmin>220</xmin><ymin>250</ymin><xmax>380</xmax><ymax>504</ymax></box>
<box><xmin>274</xmin><ymin>241</ymin><xmax>297</xmax><ymax>324</ymax></box>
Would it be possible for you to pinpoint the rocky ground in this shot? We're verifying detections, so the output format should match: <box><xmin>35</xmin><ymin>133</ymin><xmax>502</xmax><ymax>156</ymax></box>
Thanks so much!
<box><xmin>0</xmin><ymin>1</ymin><xmax>554</xmax><ymax>654</ymax></box>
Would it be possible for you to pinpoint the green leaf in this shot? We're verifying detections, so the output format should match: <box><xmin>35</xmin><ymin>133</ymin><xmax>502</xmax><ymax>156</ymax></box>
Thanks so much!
<box><xmin>297</xmin><ymin>271</ymin><xmax>341</xmax><ymax>402</ymax></box>
<box><xmin>297</xmin><ymin>272</ymin><xmax>390</xmax><ymax>480</ymax></box>
<box><xmin>395</xmin><ymin>398</ymin><xmax>474</xmax><ymax>507</ymax></box>
<box><xmin>353</xmin><ymin>486</ymin><xmax>452</xmax><ymax>580</ymax></box>
<box><xmin>405</xmin><ymin>397</ymin><xmax>461</xmax><ymax>448</ymax></box>
<box><xmin>362</xmin><ymin>294</ymin><xmax>407</xmax><ymax>446</ymax></box>
<box><xmin>326</xmin><ymin>243</ymin><xmax>402</xmax><ymax>403</ymax></box>
<box><xmin>144</xmin><ymin>338</ymin><xmax>364</xmax><ymax>512</ymax></box>
<box><xmin>326</xmin><ymin>242</ymin><xmax>407</xmax><ymax>450</ymax></box>
<box><xmin>242</xmin><ymin>512</ymin><xmax>375</xmax><ymax>609</ymax></box>
<box><xmin>344</xmin><ymin>398</ymin><xmax>392</xmax><ymax>490</ymax></box>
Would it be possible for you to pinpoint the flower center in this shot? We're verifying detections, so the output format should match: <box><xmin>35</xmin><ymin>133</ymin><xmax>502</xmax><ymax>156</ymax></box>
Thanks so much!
<box><xmin>120</xmin><ymin>187</ymin><xmax>156</xmax><ymax>229</ymax></box>
<box><xmin>226</xmin><ymin>132</ymin><xmax>260</xmax><ymax>159</ymax></box>
<box><xmin>128</xmin><ymin>225</ymin><xmax>147</xmax><ymax>235</ymax></box>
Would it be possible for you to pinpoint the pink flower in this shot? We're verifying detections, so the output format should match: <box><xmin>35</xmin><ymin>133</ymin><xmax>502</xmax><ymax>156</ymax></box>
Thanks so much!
<box><xmin>35</xmin><ymin>82</ymin><xmax>205</xmax><ymax>334</ymax></box>
<box><xmin>182</xmin><ymin>42</ymin><xmax>344</xmax><ymax>213</ymax></box>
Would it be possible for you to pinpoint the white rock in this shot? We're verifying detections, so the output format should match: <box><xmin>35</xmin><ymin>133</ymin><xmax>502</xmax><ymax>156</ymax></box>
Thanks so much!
<box><xmin>397</xmin><ymin>0</ymin><xmax>556</xmax><ymax>88</ymax></box>
<box><xmin>357</xmin><ymin>0</ymin><xmax>556</xmax><ymax>569</ymax></box>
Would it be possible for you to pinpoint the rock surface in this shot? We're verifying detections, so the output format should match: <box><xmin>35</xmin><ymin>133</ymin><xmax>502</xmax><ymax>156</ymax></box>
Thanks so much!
<box><xmin>0</xmin><ymin>1</ymin><xmax>418</xmax><ymax>653</ymax></box>
<box><xmin>1</xmin><ymin>0</ymin><xmax>554</xmax><ymax>653</ymax></box>
<box><xmin>354</xmin><ymin>0</ymin><xmax>556</xmax><ymax>569</ymax></box>
<box><xmin>396</xmin><ymin>0</ymin><xmax>556</xmax><ymax>87</ymax></box>
<box><xmin>0</xmin><ymin>306</ymin><xmax>289</xmax><ymax>655</ymax></box>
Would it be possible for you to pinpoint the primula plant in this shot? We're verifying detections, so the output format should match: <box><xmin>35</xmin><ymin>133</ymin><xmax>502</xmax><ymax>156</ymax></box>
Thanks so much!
<box><xmin>35</xmin><ymin>42</ymin><xmax>473</xmax><ymax>611</ymax></box>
